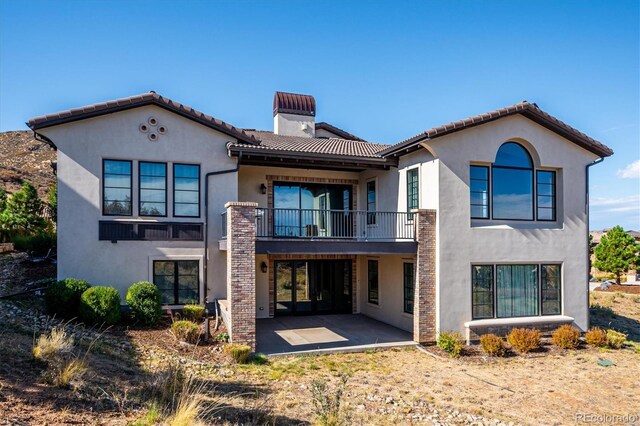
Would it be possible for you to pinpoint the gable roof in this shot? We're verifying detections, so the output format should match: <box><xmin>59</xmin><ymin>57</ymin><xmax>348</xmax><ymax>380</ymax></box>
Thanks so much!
<box><xmin>380</xmin><ymin>101</ymin><xmax>613</xmax><ymax>158</ymax></box>
<box><xmin>27</xmin><ymin>91</ymin><xmax>259</xmax><ymax>145</ymax></box>
<box><xmin>315</xmin><ymin>122</ymin><xmax>366</xmax><ymax>141</ymax></box>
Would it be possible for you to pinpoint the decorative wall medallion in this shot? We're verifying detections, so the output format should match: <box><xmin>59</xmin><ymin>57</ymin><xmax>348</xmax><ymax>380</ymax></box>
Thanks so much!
<box><xmin>138</xmin><ymin>116</ymin><xmax>167</xmax><ymax>142</ymax></box>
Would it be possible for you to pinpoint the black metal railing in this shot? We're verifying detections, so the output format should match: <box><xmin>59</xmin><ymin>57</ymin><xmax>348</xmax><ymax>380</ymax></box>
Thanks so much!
<box><xmin>99</xmin><ymin>221</ymin><xmax>203</xmax><ymax>242</ymax></box>
<box><xmin>255</xmin><ymin>208</ymin><xmax>414</xmax><ymax>240</ymax></box>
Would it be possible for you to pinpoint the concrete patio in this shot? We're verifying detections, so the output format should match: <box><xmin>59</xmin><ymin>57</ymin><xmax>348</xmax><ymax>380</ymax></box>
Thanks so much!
<box><xmin>256</xmin><ymin>314</ymin><xmax>416</xmax><ymax>356</ymax></box>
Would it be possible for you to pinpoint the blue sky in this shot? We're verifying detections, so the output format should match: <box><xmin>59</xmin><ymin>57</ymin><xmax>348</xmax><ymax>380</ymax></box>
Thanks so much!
<box><xmin>1</xmin><ymin>0</ymin><xmax>638</xmax><ymax>230</ymax></box>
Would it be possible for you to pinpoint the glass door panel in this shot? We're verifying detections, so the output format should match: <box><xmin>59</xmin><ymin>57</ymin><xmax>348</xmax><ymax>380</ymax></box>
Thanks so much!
<box><xmin>294</xmin><ymin>261</ymin><xmax>312</xmax><ymax>312</ymax></box>
<box><xmin>275</xmin><ymin>261</ymin><xmax>293</xmax><ymax>313</ymax></box>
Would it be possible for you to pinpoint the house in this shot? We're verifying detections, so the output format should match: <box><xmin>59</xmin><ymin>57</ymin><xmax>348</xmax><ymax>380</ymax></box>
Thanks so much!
<box><xmin>27</xmin><ymin>91</ymin><xmax>613</xmax><ymax>350</ymax></box>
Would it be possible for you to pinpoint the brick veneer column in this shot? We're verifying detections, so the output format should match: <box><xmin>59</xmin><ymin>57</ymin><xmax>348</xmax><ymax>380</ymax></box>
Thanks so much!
<box><xmin>225</xmin><ymin>201</ymin><xmax>257</xmax><ymax>352</ymax></box>
<box><xmin>414</xmin><ymin>209</ymin><xmax>437</xmax><ymax>344</ymax></box>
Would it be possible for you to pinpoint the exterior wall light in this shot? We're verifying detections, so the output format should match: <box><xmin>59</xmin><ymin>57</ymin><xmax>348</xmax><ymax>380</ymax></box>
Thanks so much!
<box><xmin>260</xmin><ymin>261</ymin><xmax>268</xmax><ymax>273</ymax></box>
<box><xmin>260</xmin><ymin>183</ymin><xmax>267</xmax><ymax>194</ymax></box>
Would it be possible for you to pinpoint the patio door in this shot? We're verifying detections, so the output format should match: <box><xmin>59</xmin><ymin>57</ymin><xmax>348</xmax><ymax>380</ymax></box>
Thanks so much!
<box><xmin>274</xmin><ymin>260</ymin><xmax>352</xmax><ymax>315</ymax></box>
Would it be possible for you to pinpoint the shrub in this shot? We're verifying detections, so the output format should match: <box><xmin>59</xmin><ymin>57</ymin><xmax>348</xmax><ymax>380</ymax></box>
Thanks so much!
<box><xmin>44</xmin><ymin>359</ymin><xmax>87</xmax><ymax>388</ymax></box>
<box><xmin>309</xmin><ymin>374</ymin><xmax>349</xmax><ymax>426</ymax></box>
<box><xmin>606</xmin><ymin>329</ymin><xmax>627</xmax><ymax>349</ymax></box>
<box><xmin>552</xmin><ymin>324</ymin><xmax>581</xmax><ymax>349</ymax></box>
<box><xmin>223</xmin><ymin>344</ymin><xmax>251</xmax><ymax>364</ymax></box>
<box><xmin>216</xmin><ymin>332</ymin><xmax>229</xmax><ymax>343</ymax></box>
<box><xmin>182</xmin><ymin>305</ymin><xmax>205</xmax><ymax>322</ymax></box>
<box><xmin>126</xmin><ymin>281</ymin><xmax>162</xmax><ymax>325</ymax></box>
<box><xmin>590</xmin><ymin>304</ymin><xmax>616</xmax><ymax>318</ymax></box>
<box><xmin>45</xmin><ymin>278</ymin><xmax>90</xmax><ymax>318</ymax></box>
<box><xmin>506</xmin><ymin>328</ymin><xmax>541</xmax><ymax>353</ymax></box>
<box><xmin>33</xmin><ymin>327</ymin><xmax>74</xmax><ymax>362</ymax></box>
<box><xmin>171</xmin><ymin>320</ymin><xmax>200</xmax><ymax>344</ymax></box>
<box><xmin>79</xmin><ymin>286</ymin><xmax>121</xmax><ymax>326</ymax></box>
<box><xmin>585</xmin><ymin>327</ymin><xmax>608</xmax><ymax>347</ymax></box>
<box><xmin>480</xmin><ymin>333</ymin><xmax>506</xmax><ymax>357</ymax></box>
<box><xmin>436</xmin><ymin>331</ymin><xmax>464</xmax><ymax>357</ymax></box>
<box><xmin>12</xmin><ymin>231</ymin><xmax>56</xmax><ymax>255</ymax></box>
<box><xmin>148</xmin><ymin>362</ymin><xmax>187</xmax><ymax>404</ymax></box>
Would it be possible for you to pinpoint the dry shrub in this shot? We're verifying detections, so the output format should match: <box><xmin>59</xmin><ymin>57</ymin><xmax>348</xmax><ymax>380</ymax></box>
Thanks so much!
<box><xmin>506</xmin><ymin>328</ymin><xmax>541</xmax><ymax>353</ymax></box>
<box><xmin>606</xmin><ymin>329</ymin><xmax>627</xmax><ymax>349</ymax></box>
<box><xmin>436</xmin><ymin>331</ymin><xmax>464</xmax><ymax>357</ymax></box>
<box><xmin>149</xmin><ymin>362</ymin><xmax>187</xmax><ymax>404</ymax></box>
<box><xmin>223</xmin><ymin>344</ymin><xmax>251</xmax><ymax>364</ymax></box>
<box><xmin>584</xmin><ymin>327</ymin><xmax>607</xmax><ymax>347</ymax></box>
<box><xmin>44</xmin><ymin>359</ymin><xmax>87</xmax><ymax>388</ymax></box>
<box><xmin>551</xmin><ymin>324</ymin><xmax>581</xmax><ymax>349</ymax></box>
<box><xmin>310</xmin><ymin>374</ymin><xmax>350</xmax><ymax>426</ymax></box>
<box><xmin>480</xmin><ymin>333</ymin><xmax>506</xmax><ymax>357</ymax></box>
<box><xmin>171</xmin><ymin>320</ymin><xmax>200</xmax><ymax>344</ymax></box>
<box><xmin>33</xmin><ymin>327</ymin><xmax>74</xmax><ymax>362</ymax></box>
<box><xmin>181</xmin><ymin>305</ymin><xmax>205</xmax><ymax>322</ymax></box>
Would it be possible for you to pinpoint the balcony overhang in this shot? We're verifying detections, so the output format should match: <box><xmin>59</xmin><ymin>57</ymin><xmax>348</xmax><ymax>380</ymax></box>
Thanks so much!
<box><xmin>255</xmin><ymin>240</ymin><xmax>417</xmax><ymax>255</ymax></box>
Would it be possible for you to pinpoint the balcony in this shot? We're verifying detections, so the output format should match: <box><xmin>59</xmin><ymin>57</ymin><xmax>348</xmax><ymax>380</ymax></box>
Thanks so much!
<box><xmin>221</xmin><ymin>208</ymin><xmax>417</xmax><ymax>255</ymax></box>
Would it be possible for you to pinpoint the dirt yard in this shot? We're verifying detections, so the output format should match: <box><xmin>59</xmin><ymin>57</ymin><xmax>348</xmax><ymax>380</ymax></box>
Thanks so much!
<box><xmin>0</xmin><ymin>252</ymin><xmax>638</xmax><ymax>425</ymax></box>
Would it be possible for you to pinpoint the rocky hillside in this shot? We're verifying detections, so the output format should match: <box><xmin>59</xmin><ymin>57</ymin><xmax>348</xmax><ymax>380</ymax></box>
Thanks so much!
<box><xmin>0</xmin><ymin>130</ymin><xmax>56</xmax><ymax>198</ymax></box>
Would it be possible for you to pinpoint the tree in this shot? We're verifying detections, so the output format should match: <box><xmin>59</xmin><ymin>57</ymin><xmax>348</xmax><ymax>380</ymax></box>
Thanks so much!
<box><xmin>0</xmin><ymin>182</ymin><xmax>46</xmax><ymax>236</ymax></box>
<box><xmin>593</xmin><ymin>226</ymin><xmax>640</xmax><ymax>285</ymax></box>
<box><xmin>47</xmin><ymin>182</ymin><xmax>57</xmax><ymax>223</ymax></box>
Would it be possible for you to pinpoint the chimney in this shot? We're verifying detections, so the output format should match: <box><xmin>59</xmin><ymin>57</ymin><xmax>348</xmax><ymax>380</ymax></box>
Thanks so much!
<box><xmin>273</xmin><ymin>91</ymin><xmax>315</xmax><ymax>137</ymax></box>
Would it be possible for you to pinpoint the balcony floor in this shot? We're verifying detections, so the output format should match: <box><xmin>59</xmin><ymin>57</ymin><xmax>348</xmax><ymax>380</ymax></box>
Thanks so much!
<box><xmin>256</xmin><ymin>314</ymin><xmax>415</xmax><ymax>356</ymax></box>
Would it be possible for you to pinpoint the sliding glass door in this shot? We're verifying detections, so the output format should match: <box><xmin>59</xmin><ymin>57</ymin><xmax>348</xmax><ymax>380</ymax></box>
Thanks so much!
<box><xmin>275</xmin><ymin>260</ymin><xmax>352</xmax><ymax>315</ymax></box>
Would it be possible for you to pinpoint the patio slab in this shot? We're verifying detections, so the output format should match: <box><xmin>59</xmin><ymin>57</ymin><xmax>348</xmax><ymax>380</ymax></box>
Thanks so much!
<box><xmin>256</xmin><ymin>314</ymin><xmax>416</xmax><ymax>355</ymax></box>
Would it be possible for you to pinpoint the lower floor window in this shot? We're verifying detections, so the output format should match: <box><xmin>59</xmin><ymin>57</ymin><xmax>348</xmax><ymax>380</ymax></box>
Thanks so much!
<box><xmin>153</xmin><ymin>260</ymin><xmax>199</xmax><ymax>305</ymax></box>
<box><xmin>368</xmin><ymin>259</ymin><xmax>379</xmax><ymax>304</ymax></box>
<box><xmin>472</xmin><ymin>263</ymin><xmax>561</xmax><ymax>319</ymax></box>
<box><xmin>403</xmin><ymin>263</ymin><xmax>414</xmax><ymax>314</ymax></box>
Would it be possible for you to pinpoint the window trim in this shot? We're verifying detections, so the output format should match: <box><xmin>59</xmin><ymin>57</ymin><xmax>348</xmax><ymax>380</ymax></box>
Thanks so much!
<box><xmin>471</xmin><ymin>262</ymin><xmax>562</xmax><ymax>320</ymax></box>
<box><xmin>173</xmin><ymin>163</ymin><xmax>201</xmax><ymax>218</ymax></box>
<box><xmin>470</xmin><ymin>164</ymin><xmax>490</xmax><ymax>219</ymax></box>
<box><xmin>406</xmin><ymin>167</ymin><xmax>419</xmax><ymax>220</ymax></box>
<box><xmin>102</xmin><ymin>159</ymin><xmax>133</xmax><ymax>217</ymax></box>
<box><xmin>403</xmin><ymin>262</ymin><xmax>414</xmax><ymax>314</ymax></box>
<box><xmin>536</xmin><ymin>170</ymin><xmax>557</xmax><ymax>222</ymax></box>
<box><xmin>366</xmin><ymin>178</ymin><xmax>377</xmax><ymax>225</ymax></box>
<box><xmin>138</xmin><ymin>161</ymin><xmax>167</xmax><ymax>218</ymax></box>
<box><xmin>367</xmin><ymin>259</ymin><xmax>379</xmax><ymax>305</ymax></box>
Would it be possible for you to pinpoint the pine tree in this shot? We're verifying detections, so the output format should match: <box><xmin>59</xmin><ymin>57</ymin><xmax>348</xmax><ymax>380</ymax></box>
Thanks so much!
<box><xmin>593</xmin><ymin>226</ymin><xmax>640</xmax><ymax>285</ymax></box>
<box><xmin>0</xmin><ymin>182</ymin><xmax>46</xmax><ymax>235</ymax></box>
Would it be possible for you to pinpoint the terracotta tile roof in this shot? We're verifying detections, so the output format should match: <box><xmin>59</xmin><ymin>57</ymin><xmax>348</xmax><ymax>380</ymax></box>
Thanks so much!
<box><xmin>232</xmin><ymin>130</ymin><xmax>389</xmax><ymax>158</ymax></box>
<box><xmin>273</xmin><ymin>91</ymin><xmax>316</xmax><ymax>117</ymax></box>
<box><xmin>27</xmin><ymin>91</ymin><xmax>259</xmax><ymax>145</ymax></box>
<box><xmin>315</xmin><ymin>122</ymin><xmax>366</xmax><ymax>141</ymax></box>
<box><xmin>381</xmin><ymin>101</ymin><xmax>613</xmax><ymax>158</ymax></box>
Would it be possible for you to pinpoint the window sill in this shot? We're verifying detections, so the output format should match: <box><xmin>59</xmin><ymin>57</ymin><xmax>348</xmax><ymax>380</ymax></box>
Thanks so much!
<box><xmin>470</xmin><ymin>220</ymin><xmax>563</xmax><ymax>230</ymax></box>
<box><xmin>464</xmin><ymin>315</ymin><xmax>573</xmax><ymax>329</ymax></box>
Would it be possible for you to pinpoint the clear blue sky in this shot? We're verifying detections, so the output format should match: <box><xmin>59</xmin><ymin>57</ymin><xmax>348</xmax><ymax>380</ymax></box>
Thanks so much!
<box><xmin>1</xmin><ymin>0</ymin><xmax>638</xmax><ymax>230</ymax></box>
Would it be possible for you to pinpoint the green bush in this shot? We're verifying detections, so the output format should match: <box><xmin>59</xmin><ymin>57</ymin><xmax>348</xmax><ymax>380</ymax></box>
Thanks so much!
<box><xmin>436</xmin><ymin>331</ymin><xmax>464</xmax><ymax>357</ymax></box>
<box><xmin>126</xmin><ymin>281</ymin><xmax>162</xmax><ymax>325</ymax></box>
<box><xmin>45</xmin><ymin>278</ymin><xmax>90</xmax><ymax>318</ymax></box>
<box><xmin>223</xmin><ymin>344</ymin><xmax>251</xmax><ymax>364</ymax></box>
<box><xmin>480</xmin><ymin>333</ymin><xmax>507</xmax><ymax>357</ymax></box>
<box><xmin>12</xmin><ymin>231</ymin><xmax>56</xmax><ymax>255</ymax></box>
<box><xmin>552</xmin><ymin>324</ymin><xmax>581</xmax><ymax>349</ymax></box>
<box><xmin>506</xmin><ymin>328</ymin><xmax>541</xmax><ymax>353</ymax></box>
<box><xmin>171</xmin><ymin>320</ymin><xmax>200</xmax><ymax>343</ymax></box>
<box><xmin>181</xmin><ymin>304</ymin><xmax>205</xmax><ymax>322</ymax></box>
<box><xmin>606</xmin><ymin>329</ymin><xmax>627</xmax><ymax>349</ymax></box>
<box><xmin>79</xmin><ymin>286</ymin><xmax>121</xmax><ymax>326</ymax></box>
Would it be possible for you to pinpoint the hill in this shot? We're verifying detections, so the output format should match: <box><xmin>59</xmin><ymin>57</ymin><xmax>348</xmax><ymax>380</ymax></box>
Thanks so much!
<box><xmin>0</xmin><ymin>130</ymin><xmax>56</xmax><ymax>198</ymax></box>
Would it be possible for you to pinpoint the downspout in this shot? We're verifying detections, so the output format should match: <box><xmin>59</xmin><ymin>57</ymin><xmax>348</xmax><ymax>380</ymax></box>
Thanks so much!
<box><xmin>203</xmin><ymin>148</ymin><xmax>241</xmax><ymax>338</ymax></box>
<box><xmin>585</xmin><ymin>156</ymin><xmax>604</xmax><ymax>330</ymax></box>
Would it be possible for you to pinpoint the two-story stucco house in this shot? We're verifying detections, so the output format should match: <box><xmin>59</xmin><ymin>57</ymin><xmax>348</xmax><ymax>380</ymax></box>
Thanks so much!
<box><xmin>27</xmin><ymin>91</ymin><xmax>613</xmax><ymax>351</ymax></box>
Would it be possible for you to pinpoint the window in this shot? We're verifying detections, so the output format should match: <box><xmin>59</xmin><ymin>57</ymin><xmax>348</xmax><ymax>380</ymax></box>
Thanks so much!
<box><xmin>103</xmin><ymin>160</ymin><xmax>132</xmax><ymax>216</ymax></box>
<box><xmin>492</xmin><ymin>143</ymin><xmax>534</xmax><ymax>220</ymax></box>
<box><xmin>472</xmin><ymin>265</ymin><xmax>493</xmax><ymax>319</ymax></box>
<box><xmin>472</xmin><ymin>263</ymin><xmax>561</xmax><ymax>319</ymax></box>
<box><xmin>536</xmin><ymin>170</ymin><xmax>556</xmax><ymax>221</ymax></box>
<box><xmin>367</xmin><ymin>180</ymin><xmax>376</xmax><ymax>225</ymax></box>
<box><xmin>153</xmin><ymin>260</ymin><xmax>199</xmax><ymax>305</ymax></box>
<box><xmin>139</xmin><ymin>162</ymin><xmax>166</xmax><ymax>216</ymax></box>
<box><xmin>407</xmin><ymin>168</ymin><xmax>419</xmax><ymax>219</ymax></box>
<box><xmin>173</xmin><ymin>164</ymin><xmax>200</xmax><ymax>217</ymax></box>
<box><xmin>541</xmin><ymin>264</ymin><xmax>561</xmax><ymax>315</ymax></box>
<box><xmin>403</xmin><ymin>263</ymin><xmax>414</xmax><ymax>314</ymax></box>
<box><xmin>470</xmin><ymin>166</ymin><xmax>489</xmax><ymax>219</ymax></box>
<box><xmin>367</xmin><ymin>259</ymin><xmax>379</xmax><ymax>305</ymax></box>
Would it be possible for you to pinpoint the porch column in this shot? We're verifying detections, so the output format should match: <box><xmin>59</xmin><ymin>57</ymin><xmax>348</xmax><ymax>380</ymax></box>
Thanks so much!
<box><xmin>225</xmin><ymin>201</ymin><xmax>257</xmax><ymax>352</ymax></box>
<box><xmin>414</xmin><ymin>209</ymin><xmax>437</xmax><ymax>344</ymax></box>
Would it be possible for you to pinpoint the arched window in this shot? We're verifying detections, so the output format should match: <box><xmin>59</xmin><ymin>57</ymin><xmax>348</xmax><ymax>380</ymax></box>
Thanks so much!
<box><xmin>492</xmin><ymin>142</ymin><xmax>534</xmax><ymax>220</ymax></box>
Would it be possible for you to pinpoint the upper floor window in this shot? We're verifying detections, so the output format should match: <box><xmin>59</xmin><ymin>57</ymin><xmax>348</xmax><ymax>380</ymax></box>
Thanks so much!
<box><xmin>103</xmin><ymin>159</ymin><xmax>132</xmax><ymax>216</ymax></box>
<box><xmin>366</xmin><ymin>180</ymin><xmax>376</xmax><ymax>225</ymax></box>
<box><xmin>173</xmin><ymin>164</ymin><xmax>200</xmax><ymax>217</ymax></box>
<box><xmin>139</xmin><ymin>162</ymin><xmax>167</xmax><ymax>216</ymax></box>
<box><xmin>470</xmin><ymin>142</ymin><xmax>557</xmax><ymax>221</ymax></box>
<box><xmin>407</xmin><ymin>168</ymin><xmax>419</xmax><ymax>219</ymax></box>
